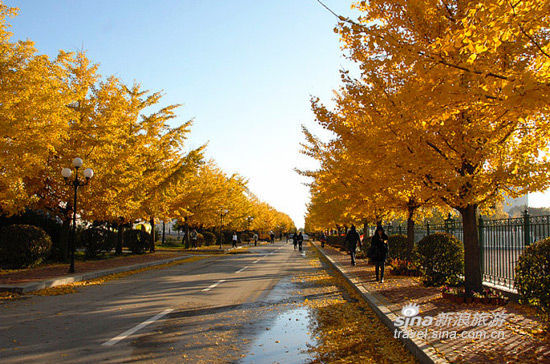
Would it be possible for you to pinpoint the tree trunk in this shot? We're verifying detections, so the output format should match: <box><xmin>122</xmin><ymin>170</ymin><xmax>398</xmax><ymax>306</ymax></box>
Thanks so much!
<box><xmin>149</xmin><ymin>216</ymin><xmax>155</xmax><ymax>252</ymax></box>
<box><xmin>406</xmin><ymin>205</ymin><xmax>416</xmax><ymax>262</ymax></box>
<box><xmin>116</xmin><ymin>224</ymin><xmax>123</xmax><ymax>255</ymax></box>
<box><xmin>185</xmin><ymin>221</ymin><xmax>190</xmax><ymax>249</ymax></box>
<box><xmin>459</xmin><ymin>204</ymin><xmax>483</xmax><ymax>295</ymax></box>
<box><xmin>162</xmin><ymin>221</ymin><xmax>166</xmax><ymax>245</ymax></box>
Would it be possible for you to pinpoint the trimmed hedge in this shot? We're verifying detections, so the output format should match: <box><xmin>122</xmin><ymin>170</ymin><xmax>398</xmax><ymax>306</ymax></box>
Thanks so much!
<box><xmin>81</xmin><ymin>228</ymin><xmax>116</xmax><ymax>258</ymax></box>
<box><xmin>415</xmin><ymin>233</ymin><xmax>464</xmax><ymax>286</ymax></box>
<box><xmin>515</xmin><ymin>237</ymin><xmax>550</xmax><ymax>316</ymax></box>
<box><xmin>240</xmin><ymin>232</ymin><xmax>252</xmax><ymax>242</ymax></box>
<box><xmin>326</xmin><ymin>235</ymin><xmax>346</xmax><ymax>250</ymax></box>
<box><xmin>123</xmin><ymin>229</ymin><xmax>151</xmax><ymax>254</ymax></box>
<box><xmin>388</xmin><ymin>234</ymin><xmax>409</xmax><ymax>261</ymax></box>
<box><xmin>0</xmin><ymin>224</ymin><xmax>52</xmax><ymax>268</ymax></box>
<box><xmin>203</xmin><ymin>231</ymin><xmax>217</xmax><ymax>245</ymax></box>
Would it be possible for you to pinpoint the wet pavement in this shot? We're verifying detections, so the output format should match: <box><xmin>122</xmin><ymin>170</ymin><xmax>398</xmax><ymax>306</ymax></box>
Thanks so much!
<box><xmin>122</xmin><ymin>245</ymin><xmax>321</xmax><ymax>364</ymax></box>
<box><xmin>126</xmin><ymin>245</ymin><xmax>416</xmax><ymax>363</ymax></box>
<box><xmin>239</xmin><ymin>278</ymin><xmax>316</xmax><ymax>364</ymax></box>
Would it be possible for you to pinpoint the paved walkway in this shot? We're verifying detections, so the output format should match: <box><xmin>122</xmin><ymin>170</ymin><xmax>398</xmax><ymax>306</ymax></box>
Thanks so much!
<box><xmin>317</xmin><ymin>244</ymin><xmax>549</xmax><ymax>363</ymax></box>
<box><xmin>0</xmin><ymin>251</ymin><xmax>189</xmax><ymax>286</ymax></box>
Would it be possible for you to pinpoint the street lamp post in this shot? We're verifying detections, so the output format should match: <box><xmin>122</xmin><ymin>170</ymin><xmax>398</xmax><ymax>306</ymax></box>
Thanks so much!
<box><xmin>219</xmin><ymin>209</ymin><xmax>228</xmax><ymax>249</ymax></box>
<box><xmin>62</xmin><ymin>157</ymin><xmax>94</xmax><ymax>273</ymax></box>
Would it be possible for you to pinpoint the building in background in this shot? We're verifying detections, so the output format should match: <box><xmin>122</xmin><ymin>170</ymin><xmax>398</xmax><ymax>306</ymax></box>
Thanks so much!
<box><xmin>501</xmin><ymin>194</ymin><xmax>530</xmax><ymax>217</ymax></box>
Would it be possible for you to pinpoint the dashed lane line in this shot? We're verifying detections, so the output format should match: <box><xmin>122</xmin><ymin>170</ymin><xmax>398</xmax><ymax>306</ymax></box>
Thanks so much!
<box><xmin>201</xmin><ymin>279</ymin><xmax>226</xmax><ymax>292</ymax></box>
<box><xmin>235</xmin><ymin>266</ymin><xmax>248</xmax><ymax>273</ymax></box>
<box><xmin>102</xmin><ymin>308</ymin><xmax>174</xmax><ymax>347</ymax></box>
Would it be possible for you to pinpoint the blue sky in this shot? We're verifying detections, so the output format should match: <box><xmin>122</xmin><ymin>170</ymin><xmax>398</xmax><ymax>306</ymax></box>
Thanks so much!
<box><xmin>4</xmin><ymin>0</ymin><xmax>360</xmax><ymax>228</ymax></box>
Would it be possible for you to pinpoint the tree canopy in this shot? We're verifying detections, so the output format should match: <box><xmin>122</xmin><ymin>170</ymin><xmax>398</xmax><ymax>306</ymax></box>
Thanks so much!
<box><xmin>304</xmin><ymin>0</ymin><xmax>550</xmax><ymax>293</ymax></box>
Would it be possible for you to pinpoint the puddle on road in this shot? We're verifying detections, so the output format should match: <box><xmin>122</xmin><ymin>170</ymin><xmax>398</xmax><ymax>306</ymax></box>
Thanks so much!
<box><xmin>239</xmin><ymin>306</ymin><xmax>315</xmax><ymax>364</ymax></box>
<box><xmin>238</xmin><ymin>275</ymin><xmax>317</xmax><ymax>364</ymax></box>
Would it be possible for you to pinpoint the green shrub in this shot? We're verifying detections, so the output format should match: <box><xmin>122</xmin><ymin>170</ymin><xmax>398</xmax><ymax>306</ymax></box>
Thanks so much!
<box><xmin>240</xmin><ymin>232</ymin><xmax>251</xmax><ymax>242</ymax></box>
<box><xmin>123</xmin><ymin>229</ymin><xmax>151</xmax><ymax>254</ymax></box>
<box><xmin>195</xmin><ymin>233</ymin><xmax>204</xmax><ymax>246</ymax></box>
<box><xmin>388</xmin><ymin>234</ymin><xmax>410</xmax><ymax>261</ymax></box>
<box><xmin>515</xmin><ymin>237</ymin><xmax>550</xmax><ymax>316</ymax></box>
<box><xmin>202</xmin><ymin>231</ymin><xmax>217</xmax><ymax>245</ymax></box>
<box><xmin>0</xmin><ymin>210</ymin><xmax>64</xmax><ymax>260</ymax></box>
<box><xmin>326</xmin><ymin>235</ymin><xmax>346</xmax><ymax>250</ymax></box>
<box><xmin>81</xmin><ymin>228</ymin><xmax>116</xmax><ymax>258</ymax></box>
<box><xmin>0</xmin><ymin>224</ymin><xmax>52</xmax><ymax>268</ymax></box>
<box><xmin>415</xmin><ymin>233</ymin><xmax>464</xmax><ymax>286</ymax></box>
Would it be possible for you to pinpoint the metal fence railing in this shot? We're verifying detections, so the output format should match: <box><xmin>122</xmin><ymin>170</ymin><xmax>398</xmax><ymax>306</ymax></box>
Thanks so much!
<box><xmin>378</xmin><ymin>211</ymin><xmax>548</xmax><ymax>290</ymax></box>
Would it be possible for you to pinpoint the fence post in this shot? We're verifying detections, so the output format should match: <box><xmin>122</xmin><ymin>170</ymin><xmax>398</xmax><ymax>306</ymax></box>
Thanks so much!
<box><xmin>426</xmin><ymin>221</ymin><xmax>430</xmax><ymax>236</ymax></box>
<box><xmin>444</xmin><ymin>213</ymin><xmax>452</xmax><ymax>234</ymax></box>
<box><xmin>478</xmin><ymin>215</ymin><xmax>484</xmax><ymax>277</ymax></box>
<box><xmin>523</xmin><ymin>209</ymin><xmax>531</xmax><ymax>246</ymax></box>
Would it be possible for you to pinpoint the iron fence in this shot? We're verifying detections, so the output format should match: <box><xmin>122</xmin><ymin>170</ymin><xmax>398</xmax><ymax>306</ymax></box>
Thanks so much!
<box><xmin>381</xmin><ymin>211</ymin><xmax>549</xmax><ymax>290</ymax></box>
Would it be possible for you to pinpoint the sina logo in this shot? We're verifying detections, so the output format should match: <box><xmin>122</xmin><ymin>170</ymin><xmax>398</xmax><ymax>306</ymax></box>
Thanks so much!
<box><xmin>394</xmin><ymin>303</ymin><xmax>433</xmax><ymax>328</ymax></box>
<box><xmin>401</xmin><ymin>303</ymin><xmax>420</xmax><ymax>317</ymax></box>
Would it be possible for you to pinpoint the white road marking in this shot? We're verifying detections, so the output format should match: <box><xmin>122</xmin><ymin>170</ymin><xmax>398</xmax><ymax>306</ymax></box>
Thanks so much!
<box><xmin>235</xmin><ymin>266</ymin><xmax>248</xmax><ymax>273</ymax></box>
<box><xmin>102</xmin><ymin>308</ymin><xmax>174</xmax><ymax>347</ymax></box>
<box><xmin>201</xmin><ymin>279</ymin><xmax>226</xmax><ymax>292</ymax></box>
<box><xmin>253</xmin><ymin>259</ymin><xmax>260</xmax><ymax>263</ymax></box>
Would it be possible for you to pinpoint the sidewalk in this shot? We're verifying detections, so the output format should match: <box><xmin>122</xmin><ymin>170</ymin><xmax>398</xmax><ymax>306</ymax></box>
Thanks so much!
<box><xmin>313</xmin><ymin>243</ymin><xmax>549</xmax><ymax>364</ymax></box>
<box><xmin>0</xmin><ymin>250</ymin><xmax>204</xmax><ymax>294</ymax></box>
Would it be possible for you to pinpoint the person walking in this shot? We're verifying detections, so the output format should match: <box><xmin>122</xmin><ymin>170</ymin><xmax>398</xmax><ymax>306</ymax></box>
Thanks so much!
<box><xmin>269</xmin><ymin>231</ymin><xmax>275</xmax><ymax>244</ymax></box>
<box><xmin>232</xmin><ymin>232</ymin><xmax>238</xmax><ymax>248</ymax></box>
<box><xmin>320</xmin><ymin>232</ymin><xmax>327</xmax><ymax>248</ymax></box>
<box><xmin>292</xmin><ymin>233</ymin><xmax>298</xmax><ymax>250</ymax></box>
<box><xmin>253</xmin><ymin>232</ymin><xmax>258</xmax><ymax>246</ymax></box>
<box><xmin>190</xmin><ymin>229</ymin><xmax>198</xmax><ymax>248</ymax></box>
<box><xmin>345</xmin><ymin>225</ymin><xmax>361</xmax><ymax>266</ymax></box>
<box><xmin>370</xmin><ymin>226</ymin><xmax>389</xmax><ymax>282</ymax></box>
<box><xmin>297</xmin><ymin>232</ymin><xmax>304</xmax><ymax>252</ymax></box>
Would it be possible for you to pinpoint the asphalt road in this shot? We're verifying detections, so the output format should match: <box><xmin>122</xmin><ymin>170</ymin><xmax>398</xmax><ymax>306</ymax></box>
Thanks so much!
<box><xmin>0</xmin><ymin>242</ymin><xmax>310</xmax><ymax>363</ymax></box>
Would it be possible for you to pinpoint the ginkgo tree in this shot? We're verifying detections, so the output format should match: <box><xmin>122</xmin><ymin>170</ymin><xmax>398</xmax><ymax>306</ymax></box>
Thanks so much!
<box><xmin>0</xmin><ymin>5</ymin><xmax>73</xmax><ymax>216</ymax></box>
<box><xmin>169</xmin><ymin>162</ymin><xmax>295</xmax><ymax>240</ymax></box>
<box><xmin>308</xmin><ymin>0</ymin><xmax>550</xmax><ymax>294</ymax></box>
<box><xmin>0</xmin><ymin>3</ymin><xmax>296</xmax><ymax>257</ymax></box>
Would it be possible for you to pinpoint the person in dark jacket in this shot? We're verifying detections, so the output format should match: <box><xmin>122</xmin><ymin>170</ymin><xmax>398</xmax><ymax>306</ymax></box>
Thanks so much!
<box><xmin>345</xmin><ymin>225</ymin><xmax>361</xmax><ymax>266</ymax></box>
<box><xmin>320</xmin><ymin>232</ymin><xmax>327</xmax><ymax>248</ymax></box>
<box><xmin>370</xmin><ymin>226</ymin><xmax>389</xmax><ymax>282</ymax></box>
<box><xmin>297</xmin><ymin>232</ymin><xmax>304</xmax><ymax>251</ymax></box>
<box><xmin>292</xmin><ymin>233</ymin><xmax>298</xmax><ymax>250</ymax></box>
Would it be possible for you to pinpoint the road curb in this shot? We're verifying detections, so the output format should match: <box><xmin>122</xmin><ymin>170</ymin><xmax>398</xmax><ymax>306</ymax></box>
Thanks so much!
<box><xmin>0</xmin><ymin>255</ymin><xmax>206</xmax><ymax>294</ymax></box>
<box><xmin>311</xmin><ymin>242</ymin><xmax>448</xmax><ymax>364</ymax></box>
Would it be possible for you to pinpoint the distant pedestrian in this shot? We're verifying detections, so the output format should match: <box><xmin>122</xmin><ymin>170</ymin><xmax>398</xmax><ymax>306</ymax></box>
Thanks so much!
<box><xmin>320</xmin><ymin>232</ymin><xmax>327</xmax><ymax>248</ymax></box>
<box><xmin>253</xmin><ymin>232</ymin><xmax>258</xmax><ymax>246</ymax></box>
<box><xmin>370</xmin><ymin>226</ymin><xmax>389</xmax><ymax>282</ymax></box>
<box><xmin>292</xmin><ymin>233</ymin><xmax>298</xmax><ymax>250</ymax></box>
<box><xmin>297</xmin><ymin>232</ymin><xmax>304</xmax><ymax>252</ymax></box>
<box><xmin>190</xmin><ymin>229</ymin><xmax>198</xmax><ymax>248</ymax></box>
<box><xmin>232</xmin><ymin>232</ymin><xmax>238</xmax><ymax>248</ymax></box>
<box><xmin>345</xmin><ymin>225</ymin><xmax>361</xmax><ymax>266</ymax></box>
<box><xmin>270</xmin><ymin>231</ymin><xmax>275</xmax><ymax>244</ymax></box>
